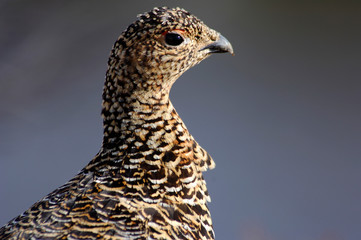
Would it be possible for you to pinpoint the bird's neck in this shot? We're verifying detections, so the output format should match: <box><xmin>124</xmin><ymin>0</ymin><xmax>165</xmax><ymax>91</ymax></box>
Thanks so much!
<box><xmin>101</xmin><ymin>94</ymin><xmax>181</xmax><ymax>151</ymax></box>
<box><xmin>96</xmin><ymin>69</ymin><xmax>214</xmax><ymax>172</ymax></box>
<box><xmin>100</xmin><ymin>66</ymin><xmax>178</xmax><ymax>150</ymax></box>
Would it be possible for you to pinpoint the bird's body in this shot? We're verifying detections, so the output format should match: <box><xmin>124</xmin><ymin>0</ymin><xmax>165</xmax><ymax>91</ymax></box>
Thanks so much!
<box><xmin>0</xmin><ymin>7</ymin><xmax>233</xmax><ymax>240</ymax></box>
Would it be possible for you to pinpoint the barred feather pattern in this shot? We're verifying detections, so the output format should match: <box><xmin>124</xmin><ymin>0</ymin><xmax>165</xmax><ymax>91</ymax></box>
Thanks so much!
<box><xmin>0</xmin><ymin>6</ymin><xmax>233</xmax><ymax>240</ymax></box>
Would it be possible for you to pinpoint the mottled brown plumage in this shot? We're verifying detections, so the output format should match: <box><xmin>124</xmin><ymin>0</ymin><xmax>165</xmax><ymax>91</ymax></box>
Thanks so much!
<box><xmin>0</xmin><ymin>7</ymin><xmax>233</xmax><ymax>240</ymax></box>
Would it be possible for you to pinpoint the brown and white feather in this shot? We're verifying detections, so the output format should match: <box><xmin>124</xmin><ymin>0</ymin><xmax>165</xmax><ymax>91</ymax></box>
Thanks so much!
<box><xmin>0</xmin><ymin>7</ymin><xmax>233</xmax><ymax>240</ymax></box>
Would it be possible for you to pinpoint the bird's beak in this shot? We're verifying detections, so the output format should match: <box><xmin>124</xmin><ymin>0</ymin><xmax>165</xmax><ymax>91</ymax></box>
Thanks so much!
<box><xmin>200</xmin><ymin>34</ymin><xmax>234</xmax><ymax>55</ymax></box>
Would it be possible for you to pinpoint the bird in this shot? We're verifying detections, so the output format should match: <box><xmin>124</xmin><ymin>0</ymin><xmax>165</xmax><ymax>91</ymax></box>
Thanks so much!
<box><xmin>0</xmin><ymin>7</ymin><xmax>233</xmax><ymax>240</ymax></box>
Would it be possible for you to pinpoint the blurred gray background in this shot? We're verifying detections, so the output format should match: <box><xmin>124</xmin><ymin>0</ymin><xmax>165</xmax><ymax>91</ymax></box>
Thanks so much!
<box><xmin>0</xmin><ymin>1</ymin><xmax>360</xmax><ymax>239</ymax></box>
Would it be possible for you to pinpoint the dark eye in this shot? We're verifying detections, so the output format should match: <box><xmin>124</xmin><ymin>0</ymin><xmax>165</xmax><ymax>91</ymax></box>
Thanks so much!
<box><xmin>165</xmin><ymin>32</ymin><xmax>184</xmax><ymax>46</ymax></box>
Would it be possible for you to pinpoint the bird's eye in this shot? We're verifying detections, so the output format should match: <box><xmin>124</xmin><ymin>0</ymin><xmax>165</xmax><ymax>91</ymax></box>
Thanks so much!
<box><xmin>165</xmin><ymin>32</ymin><xmax>184</xmax><ymax>46</ymax></box>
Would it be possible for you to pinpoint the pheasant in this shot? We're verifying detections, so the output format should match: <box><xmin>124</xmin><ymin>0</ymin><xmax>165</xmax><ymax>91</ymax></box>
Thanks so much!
<box><xmin>0</xmin><ymin>7</ymin><xmax>233</xmax><ymax>240</ymax></box>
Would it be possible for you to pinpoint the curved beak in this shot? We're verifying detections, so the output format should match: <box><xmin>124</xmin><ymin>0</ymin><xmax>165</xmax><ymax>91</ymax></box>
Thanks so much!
<box><xmin>200</xmin><ymin>34</ymin><xmax>234</xmax><ymax>55</ymax></box>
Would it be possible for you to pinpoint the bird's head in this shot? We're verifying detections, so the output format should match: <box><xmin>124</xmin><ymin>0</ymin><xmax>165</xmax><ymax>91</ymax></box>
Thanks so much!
<box><xmin>106</xmin><ymin>7</ymin><xmax>233</xmax><ymax>100</ymax></box>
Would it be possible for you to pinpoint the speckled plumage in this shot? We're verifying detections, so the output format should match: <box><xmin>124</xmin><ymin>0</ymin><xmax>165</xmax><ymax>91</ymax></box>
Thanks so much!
<box><xmin>0</xmin><ymin>7</ymin><xmax>233</xmax><ymax>240</ymax></box>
